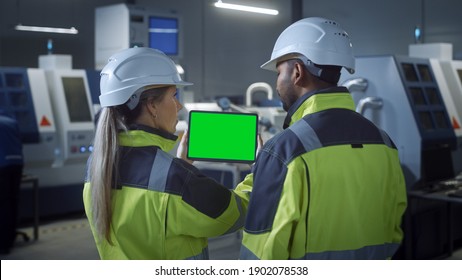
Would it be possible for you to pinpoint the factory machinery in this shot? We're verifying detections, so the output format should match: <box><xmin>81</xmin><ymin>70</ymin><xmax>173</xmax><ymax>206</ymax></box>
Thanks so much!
<box><xmin>0</xmin><ymin>55</ymin><xmax>99</xmax><ymax>218</ymax></box>
<box><xmin>3</xmin><ymin>37</ymin><xmax>462</xmax><ymax>260</ymax></box>
<box><xmin>339</xmin><ymin>43</ymin><xmax>462</xmax><ymax>259</ymax></box>
<box><xmin>1</xmin><ymin>2</ymin><xmax>185</xmax><ymax>220</ymax></box>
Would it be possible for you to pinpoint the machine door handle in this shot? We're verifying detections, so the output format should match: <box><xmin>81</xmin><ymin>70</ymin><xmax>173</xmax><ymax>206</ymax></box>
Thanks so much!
<box><xmin>356</xmin><ymin>97</ymin><xmax>383</xmax><ymax>115</ymax></box>
<box><xmin>341</xmin><ymin>77</ymin><xmax>368</xmax><ymax>92</ymax></box>
<box><xmin>246</xmin><ymin>82</ymin><xmax>273</xmax><ymax>106</ymax></box>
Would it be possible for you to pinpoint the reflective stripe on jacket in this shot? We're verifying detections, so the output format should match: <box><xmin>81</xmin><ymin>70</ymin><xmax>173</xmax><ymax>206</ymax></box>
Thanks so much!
<box><xmin>236</xmin><ymin>87</ymin><xmax>407</xmax><ymax>259</ymax></box>
<box><xmin>83</xmin><ymin>125</ymin><xmax>246</xmax><ymax>259</ymax></box>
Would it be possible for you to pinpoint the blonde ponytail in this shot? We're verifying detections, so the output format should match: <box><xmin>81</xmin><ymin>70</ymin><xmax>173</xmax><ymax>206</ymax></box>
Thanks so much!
<box><xmin>89</xmin><ymin>107</ymin><xmax>126</xmax><ymax>244</ymax></box>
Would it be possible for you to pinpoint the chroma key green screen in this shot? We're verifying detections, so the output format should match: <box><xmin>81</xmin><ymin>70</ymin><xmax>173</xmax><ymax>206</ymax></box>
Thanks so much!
<box><xmin>187</xmin><ymin>111</ymin><xmax>258</xmax><ymax>163</ymax></box>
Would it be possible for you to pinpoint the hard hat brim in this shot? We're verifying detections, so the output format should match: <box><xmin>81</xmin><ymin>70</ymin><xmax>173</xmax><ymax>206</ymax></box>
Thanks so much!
<box><xmin>176</xmin><ymin>80</ymin><xmax>194</xmax><ymax>87</ymax></box>
<box><xmin>260</xmin><ymin>58</ymin><xmax>278</xmax><ymax>72</ymax></box>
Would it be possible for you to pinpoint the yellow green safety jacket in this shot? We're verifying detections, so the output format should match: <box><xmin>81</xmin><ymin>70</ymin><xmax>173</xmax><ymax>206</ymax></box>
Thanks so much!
<box><xmin>83</xmin><ymin>125</ymin><xmax>246</xmax><ymax>259</ymax></box>
<box><xmin>236</xmin><ymin>87</ymin><xmax>407</xmax><ymax>259</ymax></box>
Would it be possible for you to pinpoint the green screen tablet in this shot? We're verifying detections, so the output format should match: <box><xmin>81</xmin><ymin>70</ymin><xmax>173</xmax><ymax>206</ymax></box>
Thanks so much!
<box><xmin>187</xmin><ymin>110</ymin><xmax>258</xmax><ymax>163</ymax></box>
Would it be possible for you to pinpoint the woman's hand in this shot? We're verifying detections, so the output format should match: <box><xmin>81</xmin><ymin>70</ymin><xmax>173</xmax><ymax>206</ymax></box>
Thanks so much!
<box><xmin>177</xmin><ymin>128</ymin><xmax>194</xmax><ymax>164</ymax></box>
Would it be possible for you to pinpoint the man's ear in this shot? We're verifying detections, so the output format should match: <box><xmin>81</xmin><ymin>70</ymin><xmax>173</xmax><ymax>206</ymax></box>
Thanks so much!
<box><xmin>293</xmin><ymin>62</ymin><xmax>305</xmax><ymax>86</ymax></box>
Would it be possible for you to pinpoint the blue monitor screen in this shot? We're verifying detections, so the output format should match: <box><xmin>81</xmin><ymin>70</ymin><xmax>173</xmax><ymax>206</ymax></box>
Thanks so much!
<box><xmin>149</xmin><ymin>16</ymin><xmax>178</xmax><ymax>56</ymax></box>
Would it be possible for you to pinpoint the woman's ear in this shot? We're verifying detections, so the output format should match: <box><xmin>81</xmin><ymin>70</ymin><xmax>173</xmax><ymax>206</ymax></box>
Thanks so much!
<box><xmin>145</xmin><ymin>99</ymin><xmax>158</xmax><ymax>117</ymax></box>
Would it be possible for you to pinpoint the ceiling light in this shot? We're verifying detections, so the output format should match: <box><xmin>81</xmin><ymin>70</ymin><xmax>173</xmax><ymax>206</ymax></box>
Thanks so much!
<box><xmin>15</xmin><ymin>24</ymin><xmax>79</xmax><ymax>34</ymax></box>
<box><xmin>214</xmin><ymin>1</ymin><xmax>279</xmax><ymax>15</ymax></box>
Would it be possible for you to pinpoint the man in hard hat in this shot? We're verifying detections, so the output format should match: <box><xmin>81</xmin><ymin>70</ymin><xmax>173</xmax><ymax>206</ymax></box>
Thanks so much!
<box><xmin>236</xmin><ymin>17</ymin><xmax>407</xmax><ymax>259</ymax></box>
<box><xmin>83</xmin><ymin>48</ymin><xmax>246</xmax><ymax>259</ymax></box>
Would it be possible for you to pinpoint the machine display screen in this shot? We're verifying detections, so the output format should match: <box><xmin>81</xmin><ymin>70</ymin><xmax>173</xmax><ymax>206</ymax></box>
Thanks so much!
<box><xmin>149</xmin><ymin>16</ymin><xmax>178</xmax><ymax>56</ymax></box>
<box><xmin>417</xmin><ymin>64</ymin><xmax>433</xmax><ymax>82</ymax></box>
<box><xmin>419</xmin><ymin>112</ymin><xmax>434</xmax><ymax>130</ymax></box>
<box><xmin>410</xmin><ymin>87</ymin><xmax>426</xmax><ymax>105</ymax></box>
<box><xmin>425</xmin><ymin>87</ymin><xmax>441</xmax><ymax>105</ymax></box>
<box><xmin>187</xmin><ymin>111</ymin><xmax>258</xmax><ymax>163</ymax></box>
<box><xmin>434</xmin><ymin>111</ymin><xmax>449</xmax><ymax>129</ymax></box>
<box><xmin>400</xmin><ymin>61</ymin><xmax>452</xmax><ymax>134</ymax></box>
<box><xmin>402</xmin><ymin>63</ymin><xmax>418</xmax><ymax>81</ymax></box>
<box><xmin>62</xmin><ymin>77</ymin><xmax>92</xmax><ymax>122</ymax></box>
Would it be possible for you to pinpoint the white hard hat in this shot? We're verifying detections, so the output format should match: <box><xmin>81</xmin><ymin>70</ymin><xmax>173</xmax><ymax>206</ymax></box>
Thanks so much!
<box><xmin>99</xmin><ymin>47</ymin><xmax>192</xmax><ymax>109</ymax></box>
<box><xmin>261</xmin><ymin>17</ymin><xmax>355</xmax><ymax>74</ymax></box>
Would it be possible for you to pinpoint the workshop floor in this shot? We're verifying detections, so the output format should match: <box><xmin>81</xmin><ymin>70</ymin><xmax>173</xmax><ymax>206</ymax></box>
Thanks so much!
<box><xmin>0</xmin><ymin>213</ymin><xmax>241</xmax><ymax>260</ymax></box>
<box><xmin>1</xmin><ymin>213</ymin><xmax>461</xmax><ymax>260</ymax></box>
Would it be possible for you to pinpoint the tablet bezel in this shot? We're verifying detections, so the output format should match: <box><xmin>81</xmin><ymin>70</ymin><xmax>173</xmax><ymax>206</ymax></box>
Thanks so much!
<box><xmin>186</xmin><ymin>110</ymin><xmax>259</xmax><ymax>163</ymax></box>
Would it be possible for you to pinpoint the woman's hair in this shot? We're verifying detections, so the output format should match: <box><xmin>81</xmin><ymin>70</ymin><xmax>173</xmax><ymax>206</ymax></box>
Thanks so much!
<box><xmin>89</xmin><ymin>86</ymin><xmax>172</xmax><ymax>244</ymax></box>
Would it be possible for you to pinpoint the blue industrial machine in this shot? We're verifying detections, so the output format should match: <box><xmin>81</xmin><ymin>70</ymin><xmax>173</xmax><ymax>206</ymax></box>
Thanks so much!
<box><xmin>342</xmin><ymin>55</ymin><xmax>457</xmax><ymax>190</ymax></box>
<box><xmin>0</xmin><ymin>58</ymin><xmax>96</xmax><ymax>218</ymax></box>
<box><xmin>0</xmin><ymin>67</ymin><xmax>58</xmax><ymax>171</ymax></box>
<box><xmin>340</xmin><ymin>55</ymin><xmax>461</xmax><ymax>259</ymax></box>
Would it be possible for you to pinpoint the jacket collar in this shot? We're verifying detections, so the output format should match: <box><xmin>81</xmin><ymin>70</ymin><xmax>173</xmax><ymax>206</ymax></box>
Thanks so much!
<box><xmin>283</xmin><ymin>86</ymin><xmax>354</xmax><ymax>129</ymax></box>
<box><xmin>119</xmin><ymin>124</ymin><xmax>179</xmax><ymax>152</ymax></box>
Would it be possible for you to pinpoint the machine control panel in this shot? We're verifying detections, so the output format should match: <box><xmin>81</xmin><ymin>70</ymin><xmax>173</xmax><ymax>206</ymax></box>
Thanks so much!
<box><xmin>68</xmin><ymin>130</ymin><xmax>94</xmax><ymax>156</ymax></box>
<box><xmin>396</xmin><ymin>57</ymin><xmax>456</xmax><ymax>149</ymax></box>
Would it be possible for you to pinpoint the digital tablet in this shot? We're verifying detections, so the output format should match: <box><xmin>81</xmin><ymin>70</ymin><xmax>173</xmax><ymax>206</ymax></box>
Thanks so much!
<box><xmin>187</xmin><ymin>110</ymin><xmax>258</xmax><ymax>163</ymax></box>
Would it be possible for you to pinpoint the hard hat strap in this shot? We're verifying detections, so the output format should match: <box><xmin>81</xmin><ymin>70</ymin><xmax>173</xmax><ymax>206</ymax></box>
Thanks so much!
<box><xmin>279</xmin><ymin>53</ymin><xmax>341</xmax><ymax>84</ymax></box>
<box><xmin>298</xmin><ymin>56</ymin><xmax>341</xmax><ymax>84</ymax></box>
<box><xmin>126</xmin><ymin>92</ymin><xmax>141</xmax><ymax>111</ymax></box>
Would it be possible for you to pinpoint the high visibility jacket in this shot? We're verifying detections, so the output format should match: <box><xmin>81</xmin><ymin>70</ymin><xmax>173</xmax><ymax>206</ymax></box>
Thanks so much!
<box><xmin>83</xmin><ymin>125</ymin><xmax>246</xmax><ymax>260</ymax></box>
<box><xmin>236</xmin><ymin>87</ymin><xmax>407</xmax><ymax>260</ymax></box>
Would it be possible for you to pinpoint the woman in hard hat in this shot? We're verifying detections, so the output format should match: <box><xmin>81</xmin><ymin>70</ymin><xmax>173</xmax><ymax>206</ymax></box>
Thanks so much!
<box><xmin>83</xmin><ymin>47</ymin><xmax>246</xmax><ymax>259</ymax></box>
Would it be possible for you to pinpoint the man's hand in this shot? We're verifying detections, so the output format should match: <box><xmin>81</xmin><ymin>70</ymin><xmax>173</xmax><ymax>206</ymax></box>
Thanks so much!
<box><xmin>256</xmin><ymin>133</ymin><xmax>263</xmax><ymax>158</ymax></box>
